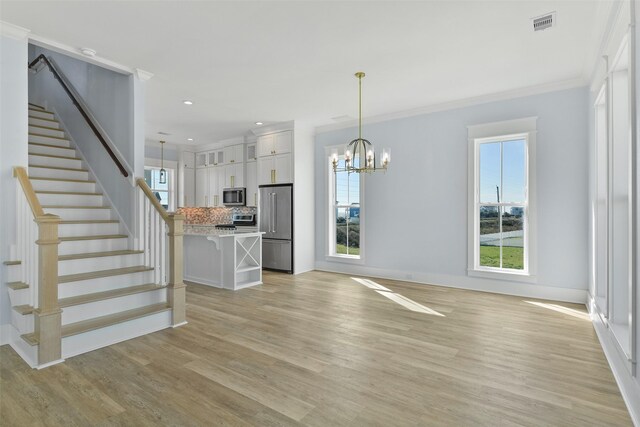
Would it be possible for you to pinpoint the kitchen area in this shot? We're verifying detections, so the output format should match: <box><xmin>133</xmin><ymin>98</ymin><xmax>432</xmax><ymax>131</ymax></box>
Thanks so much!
<box><xmin>175</xmin><ymin>124</ymin><xmax>309</xmax><ymax>290</ymax></box>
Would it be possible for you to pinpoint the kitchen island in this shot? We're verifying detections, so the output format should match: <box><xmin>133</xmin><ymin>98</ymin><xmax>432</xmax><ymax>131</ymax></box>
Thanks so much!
<box><xmin>183</xmin><ymin>225</ymin><xmax>264</xmax><ymax>290</ymax></box>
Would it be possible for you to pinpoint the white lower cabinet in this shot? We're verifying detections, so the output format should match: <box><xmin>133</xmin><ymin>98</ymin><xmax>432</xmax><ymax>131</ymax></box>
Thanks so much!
<box><xmin>225</xmin><ymin>163</ymin><xmax>244</xmax><ymax>188</ymax></box>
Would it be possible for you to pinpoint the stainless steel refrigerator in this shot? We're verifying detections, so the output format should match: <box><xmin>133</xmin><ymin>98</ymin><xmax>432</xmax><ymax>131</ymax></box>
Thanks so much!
<box><xmin>259</xmin><ymin>184</ymin><xmax>293</xmax><ymax>273</ymax></box>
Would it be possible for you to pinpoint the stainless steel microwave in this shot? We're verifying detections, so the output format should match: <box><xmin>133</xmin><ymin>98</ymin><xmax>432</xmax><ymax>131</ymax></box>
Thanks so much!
<box><xmin>223</xmin><ymin>188</ymin><xmax>246</xmax><ymax>206</ymax></box>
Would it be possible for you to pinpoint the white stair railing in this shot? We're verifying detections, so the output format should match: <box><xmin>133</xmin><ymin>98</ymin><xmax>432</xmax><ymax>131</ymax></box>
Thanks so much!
<box><xmin>135</xmin><ymin>178</ymin><xmax>186</xmax><ymax>326</ymax></box>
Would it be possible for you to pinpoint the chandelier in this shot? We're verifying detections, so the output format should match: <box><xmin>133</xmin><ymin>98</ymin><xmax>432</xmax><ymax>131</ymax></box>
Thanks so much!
<box><xmin>332</xmin><ymin>72</ymin><xmax>390</xmax><ymax>174</ymax></box>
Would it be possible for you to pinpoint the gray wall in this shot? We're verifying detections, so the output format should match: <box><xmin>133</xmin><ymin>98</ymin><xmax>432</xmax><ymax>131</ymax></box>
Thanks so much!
<box><xmin>145</xmin><ymin>144</ymin><xmax>179</xmax><ymax>162</ymax></box>
<box><xmin>315</xmin><ymin>86</ymin><xmax>589</xmax><ymax>300</ymax></box>
<box><xmin>28</xmin><ymin>45</ymin><xmax>137</xmax><ymax>231</ymax></box>
<box><xmin>1</xmin><ymin>33</ymin><xmax>29</xmax><ymax>333</ymax></box>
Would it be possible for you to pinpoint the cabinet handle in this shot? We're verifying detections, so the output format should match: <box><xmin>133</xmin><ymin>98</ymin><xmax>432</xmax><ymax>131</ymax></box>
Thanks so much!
<box><xmin>254</xmin><ymin>193</ymin><xmax>257</xmax><ymax>206</ymax></box>
<box><xmin>214</xmin><ymin>195</ymin><xmax>218</xmax><ymax>206</ymax></box>
<box><xmin>271</xmin><ymin>169</ymin><xmax>275</xmax><ymax>184</ymax></box>
<box><xmin>205</xmin><ymin>195</ymin><xmax>208</xmax><ymax>206</ymax></box>
<box><xmin>231</xmin><ymin>176</ymin><xmax>235</xmax><ymax>188</ymax></box>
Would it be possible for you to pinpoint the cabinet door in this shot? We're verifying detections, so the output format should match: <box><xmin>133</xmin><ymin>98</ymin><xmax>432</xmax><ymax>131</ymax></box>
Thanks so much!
<box><xmin>233</xmin><ymin>145</ymin><xmax>244</xmax><ymax>163</ymax></box>
<box><xmin>274</xmin><ymin>153</ymin><xmax>292</xmax><ymax>184</ymax></box>
<box><xmin>217</xmin><ymin>167</ymin><xmax>226</xmax><ymax>204</ymax></box>
<box><xmin>274</xmin><ymin>131</ymin><xmax>292</xmax><ymax>154</ymax></box>
<box><xmin>207</xmin><ymin>151</ymin><xmax>216</xmax><ymax>167</ymax></box>
<box><xmin>257</xmin><ymin>134</ymin><xmax>274</xmax><ymax>157</ymax></box>
<box><xmin>195</xmin><ymin>152</ymin><xmax>208</xmax><ymax>168</ymax></box>
<box><xmin>207</xmin><ymin>167</ymin><xmax>218</xmax><ymax>207</ymax></box>
<box><xmin>195</xmin><ymin>168</ymin><xmax>208</xmax><ymax>206</ymax></box>
<box><xmin>223</xmin><ymin>146</ymin><xmax>234</xmax><ymax>164</ymax></box>
<box><xmin>246</xmin><ymin>143</ymin><xmax>257</xmax><ymax>162</ymax></box>
<box><xmin>182</xmin><ymin>167</ymin><xmax>195</xmax><ymax>207</ymax></box>
<box><xmin>215</xmin><ymin>149</ymin><xmax>225</xmax><ymax>165</ymax></box>
<box><xmin>183</xmin><ymin>151</ymin><xmax>195</xmax><ymax>169</ymax></box>
<box><xmin>246</xmin><ymin>161</ymin><xmax>257</xmax><ymax>207</ymax></box>
<box><xmin>257</xmin><ymin>156</ymin><xmax>275</xmax><ymax>185</ymax></box>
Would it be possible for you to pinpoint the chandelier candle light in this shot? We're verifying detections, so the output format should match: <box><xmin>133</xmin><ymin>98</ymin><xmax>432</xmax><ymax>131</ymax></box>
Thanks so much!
<box><xmin>332</xmin><ymin>72</ymin><xmax>390</xmax><ymax>174</ymax></box>
<box><xmin>159</xmin><ymin>140</ymin><xmax>167</xmax><ymax>184</ymax></box>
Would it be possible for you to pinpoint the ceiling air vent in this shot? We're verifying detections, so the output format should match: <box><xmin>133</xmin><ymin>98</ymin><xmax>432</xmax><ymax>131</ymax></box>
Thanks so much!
<box><xmin>158</xmin><ymin>131</ymin><xmax>171</xmax><ymax>136</ymax></box>
<box><xmin>532</xmin><ymin>12</ymin><xmax>555</xmax><ymax>32</ymax></box>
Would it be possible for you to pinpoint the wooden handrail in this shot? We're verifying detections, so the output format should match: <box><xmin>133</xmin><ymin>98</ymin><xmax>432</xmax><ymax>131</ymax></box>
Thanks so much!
<box><xmin>136</xmin><ymin>178</ymin><xmax>170</xmax><ymax>222</ymax></box>
<box><xmin>28</xmin><ymin>54</ymin><xmax>129</xmax><ymax>178</ymax></box>
<box><xmin>13</xmin><ymin>166</ymin><xmax>45</xmax><ymax>217</ymax></box>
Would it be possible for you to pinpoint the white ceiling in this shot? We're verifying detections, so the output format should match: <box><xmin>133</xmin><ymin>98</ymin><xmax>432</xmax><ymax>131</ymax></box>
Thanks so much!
<box><xmin>3</xmin><ymin>1</ymin><xmax>611</xmax><ymax>146</ymax></box>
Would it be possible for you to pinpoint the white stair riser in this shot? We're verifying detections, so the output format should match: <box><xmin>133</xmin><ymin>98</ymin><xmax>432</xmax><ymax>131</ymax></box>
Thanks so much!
<box><xmin>59</xmin><ymin>253</ymin><xmax>144</xmax><ymax>275</ymax></box>
<box><xmin>29</xmin><ymin>134</ymin><xmax>70</xmax><ymax>147</ymax></box>
<box><xmin>28</xmin><ymin>167</ymin><xmax>89</xmax><ymax>181</ymax></box>
<box><xmin>59</xmin><ymin>222</ymin><xmax>120</xmax><ymax>237</ymax></box>
<box><xmin>37</xmin><ymin>193</ymin><xmax>104</xmax><ymax>207</ymax></box>
<box><xmin>8</xmin><ymin>288</ymin><xmax>30</xmax><ymax>307</ymax></box>
<box><xmin>59</xmin><ymin>270</ymin><xmax>155</xmax><ymax>298</ymax></box>
<box><xmin>29</xmin><ymin>154</ymin><xmax>82</xmax><ymax>169</ymax></box>
<box><xmin>28</xmin><ymin>126</ymin><xmax>65</xmax><ymax>138</ymax></box>
<box><xmin>44</xmin><ymin>207</ymin><xmax>112</xmax><ymax>221</ymax></box>
<box><xmin>58</xmin><ymin>237</ymin><xmax>127</xmax><ymax>255</ymax></box>
<box><xmin>31</xmin><ymin>179</ymin><xmax>96</xmax><ymax>193</ymax></box>
<box><xmin>61</xmin><ymin>310</ymin><xmax>171</xmax><ymax>360</ymax></box>
<box><xmin>29</xmin><ymin>117</ymin><xmax>60</xmax><ymax>129</ymax></box>
<box><xmin>7</xmin><ymin>326</ymin><xmax>39</xmax><ymax>368</ymax></box>
<box><xmin>29</xmin><ymin>143</ymin><xmax>76</xmax><ymax>157</ymax></box>
<box><xmin>11</xmin><ymin>311</ymin><xmax>33</xmax><ymax>335</ymax></box>
<box><xmin>5</xmin><ymin>265</ymin><xmax>21</xmax><ymax>282</ymax></box>
<box><xmin>62</xmin><ymin>290</ymin><xmax>167</xmax><ymax>325</ymax></box>
<box><xmin>28</xmin><ymin>110</ymin><xmax>55</xmax><ymax>120</ymax></box>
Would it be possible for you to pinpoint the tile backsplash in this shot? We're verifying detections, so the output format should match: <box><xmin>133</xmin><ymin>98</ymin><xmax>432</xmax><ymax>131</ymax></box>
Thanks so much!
<box><xmin>176</xmin><ymin>207</ymin><xmax>257</xmax><ymax>225</ymax></box>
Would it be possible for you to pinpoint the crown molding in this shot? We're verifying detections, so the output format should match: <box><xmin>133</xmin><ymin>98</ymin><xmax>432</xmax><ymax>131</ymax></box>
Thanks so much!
<box><xmin>315</xmin><ymin>77</ymin><xmax>587</xmax><ymax>135</ymax></box>
<box><xmin>28</xmin><ymin>33</ymin><xmax>136</xmax><ymax>75</ymax></box>
<box><xmin>588</xmin><ymin>0</ymin><xmax>626</xmax><ymax>91</ymax></box>
<box><xmin>250</xmin><ymin>120</ymin><xmax>294</xmax><ymax>136</ymax></box>
<box><xmin>0</xmin><ymin>21</ymin><xmax>30</xmax><ymax>40</ymax></box>
<box><xmin>135</xmin><ymin>68</ymin><xmax>154</xmax><ymax>81</ymax></box>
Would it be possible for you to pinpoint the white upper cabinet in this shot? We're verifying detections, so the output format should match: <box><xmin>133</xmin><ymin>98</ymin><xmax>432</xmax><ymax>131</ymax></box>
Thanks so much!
<box><xmin>195</xmin><ymin>168</ymin><xmax>208</xmax><ymax>206</ymax></box>
<box><xmin>224</xmin><ymin>163</ymin><xmax>244</xmax><ymax>188</ymax></box>
<box><xmin>246</xmin><ymin>143</ymin><xmax>257</xmax><ymax>162</ymax></box>
<box><xmin>195</xmin><ymin>152</ymin><xmax>208</xmax><ymax>168</ymax></box>
<box><xmin>257</xmin><ymin>153</ymin><xmax>292</xmax><ymax>185</ymax></box>
<box><xmin>182</xmin><ymin>151</ymin><xmax>195</xmax><ymax>169</ymax></box>
<box><xmin>224</xmin><ymin>144</ymin><xmax>244</xmax><ymax>164</ymax></box>
<box><xmin>257</xmin><ymin>131</ymin><xmax>292</xmax><ymax>157</ymax></box>
<box><xmin>246</xmin><ymin>161</ymin><xmax>257</xmax><ymax>207</ymax></box>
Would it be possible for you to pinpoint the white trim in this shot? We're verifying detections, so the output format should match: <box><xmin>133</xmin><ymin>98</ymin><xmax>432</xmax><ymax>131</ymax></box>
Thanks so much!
<box><xmin>36</xmin><ymin>359</ymin><xmax>65</xmax><ymax>370</ymax></box>
<box><xmin>0</xmin><ymin>324</ymin><xmax>11</xmax><ymax>346</ymax></box>
<box><xmin>172</xmin><ymin>321</ymin><xmax>188</xmax><ymax>328</ymax></box>
<box><xmin>315</xmin><ymin>79</ymin><xmax>583</xmax><ymax>135</ymax></box>
<box><xmin>314</xmin><ymin>262</ymin><xmax>587</xmax><ymax>304</ymax></box>
<box><xmin>588</xmin><ymin>295</ymin><xmax>640</xmax><ymax>426</ymax></box>
<box><xmin>251</xmin><ymin>120</ymin><xmax>294</xmax><ymax>137</ymax></box>
<box><xmin>588</xmin><ymin>0</ymin><xmax>625</xmax><ymax>92</ymax></box>
<box><xmin>28</xmin><ymin>33</ymin><xmax>135</xmax><ymax>75</ymax></box>
<box><xmin>134</xmin><ymin>68</ymin><xmax>154</xmax><ymax>81</ymax></box>
<box><xmin>0</xmin><ymin>21</ymin><xmax>30</xmax><ymax>40</ymax></box>
<box><xmin>467</xmin><ymin>117</ymin><xmax>537</xmax><ymax>280</ymax></box>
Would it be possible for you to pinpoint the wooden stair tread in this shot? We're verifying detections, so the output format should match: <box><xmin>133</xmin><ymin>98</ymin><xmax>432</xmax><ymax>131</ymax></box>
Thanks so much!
<box><xmin>28</xmin><ymin>103</ymin><xmax>45</xmax><ymax>110</ymax></box>
<box><xmin>59</xmin><ymin>283</ymin><xmax>165</xmax><ymax>308</ymax></box>
<box><xmin>36</xmin><ymin>191</ymin><xmax>103</xmax><ymax>196</ymax></box>
<box><xmin>42</xmin><ymin>205</ymin><xmax>110</xmax><ymax>209</ymax></box>
<box><xmin>30</xmin><ymin>165</ymin><xmax>87</xmax><ymax>172</ymax></box>
<box><xmin>59</xmin><ymin>234</ymin><xmax>127</xmax><ymax>242</ymax></box>
<box><xmin>28</xmin><ymin>106</ymin><xmax>51</xmax><ymax>113</ymax></box>
<box><xmin>30</xmin><ymin>177</ymin><xmax>95</xmax><ymax>183</ymax></box>
<box><xmin>21</xmin><ymin>303</ymin><xmax>171</xmax><ymax>345</ymax></box>
<box><xmin>3</xmin><ymin>260</ymin><xmax>21</xmax><ymax>265</ymax></box>
<box><xmin>13</xmin><ymin>304</ymin><xmax>33</xmax><ymax>315</ymax></box>
<box><xmin>59</xmin><ymin>265</ymin><xmax>154</xmax><ymax>283</ymax></box>
<box><xmin>28</xmin><ymin>133</ymin><xmax>68</xmax><ymax>141</ymax></box>
<box><xmin>29</xmin><ymin>142</ymin><xmax>72</xmax><ymax>150</ymax></box>
<box><xmin>28</xmin><ymin>152</ymin><xmax>80</xmax><ymax>161</ymax></box>
<box><xmin>29</xmin><ymin>124</ymin><xmax>62</xmax><ymax>132</ymax></box>
<box><xmin>60</xmin><ymin>220</ymin><xmax>119</xmax><ymax>224</ymax></box>
<box><xmin>7</xmin><ymin>281</ymin><xmax>29</xmax><ymax>290</ymax></box>
<box><xmin>59</xmin><ymin>249</ymin><xmax>142</xmax><ymax>260</ymax></box>
<box><xmin>28</xmin><ymin>116</ymin><xmax>57</xmax><ymax>123</ymax></box>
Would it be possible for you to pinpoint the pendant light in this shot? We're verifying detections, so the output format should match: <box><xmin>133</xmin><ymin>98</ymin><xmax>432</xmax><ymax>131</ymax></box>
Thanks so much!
<box><xmin>331</xmin><ymin>72</ymin><xmax>390</xmax><ymax>174</ymax></box>
<box><xmin>159</xmin><ymin>140</ymin><xmax>167</xmax><ymax>184</ymax></box>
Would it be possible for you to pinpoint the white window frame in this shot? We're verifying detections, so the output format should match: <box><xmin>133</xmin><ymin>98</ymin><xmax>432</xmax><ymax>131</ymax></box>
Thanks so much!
<box><xmin>144</xmin><ymin>158</ymin><xmax>177</xmax><ymax>212</ymax></box>
<box><xmin>325</xmin><ymin>145</ymin><xmax>365</xmax><ymax>264</ymax></box>
<box><xmin>467</xmin><ymin>117</ymin><xmax>537</xmax><ymax>282</ymax></box>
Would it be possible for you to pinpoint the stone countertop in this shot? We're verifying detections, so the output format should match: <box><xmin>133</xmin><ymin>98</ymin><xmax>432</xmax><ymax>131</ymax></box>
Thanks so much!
<box><xmin>184</xmin><ymin>225</ymin><xmax>263</xmax><ymax>237</ymax></box>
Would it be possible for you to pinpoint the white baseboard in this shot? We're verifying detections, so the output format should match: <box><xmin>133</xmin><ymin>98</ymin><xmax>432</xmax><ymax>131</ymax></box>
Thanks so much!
<box><xmin>314</xmin><ymin>261</ymin><xmax>588</xmax><ymax>304</ymax></box>
<box><xmin>587</xmin><ymin>296</ymin><xmax>640</xmax><ymax>427</ymax></box>
<box><xmin>184</xmin><ymin>276</ymin><xmax>223</xmax><ymax>288</ymax></box>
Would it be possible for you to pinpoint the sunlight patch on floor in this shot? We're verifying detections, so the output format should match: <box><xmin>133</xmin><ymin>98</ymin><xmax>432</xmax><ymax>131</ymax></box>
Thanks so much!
<box><xmin>351</xmin><ymin>277</ymin><xmax>444</xmax><ymax>316</ymax></box>
<box><xmin>524</xmin><ymin>300</ymin><xmax>591</xmax><ymax>321</ymax></box>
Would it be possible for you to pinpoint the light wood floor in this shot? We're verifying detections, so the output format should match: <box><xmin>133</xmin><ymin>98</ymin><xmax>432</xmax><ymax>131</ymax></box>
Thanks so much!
<box><xmin>0</xmin><ymin>271</ymin><xmax>632</xmax><ymax>426</ymax></box>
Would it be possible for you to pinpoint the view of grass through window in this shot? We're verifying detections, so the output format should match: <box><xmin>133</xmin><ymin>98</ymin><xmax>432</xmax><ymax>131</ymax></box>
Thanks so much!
<box><xmin>334</xmin><ymin>157</ymin><xmax>360</xmax><ymax>256</ymax></box>
<box><xmin>478</xmin><ymin>139</ymin><xmax>526</xmax><ymax>270</ymax></box>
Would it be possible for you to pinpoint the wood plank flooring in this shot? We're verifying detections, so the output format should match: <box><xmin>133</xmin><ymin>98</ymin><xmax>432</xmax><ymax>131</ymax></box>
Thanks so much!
<box><xmin>0</xmin><ymin>270</ymin><xmax>632</xmax><ymax>426</ymax></box>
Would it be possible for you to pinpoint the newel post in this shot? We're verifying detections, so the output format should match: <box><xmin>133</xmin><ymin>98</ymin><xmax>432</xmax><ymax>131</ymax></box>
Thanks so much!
<box><xmin>35</xmin><ymin>213</ymin><xmax>62</xmax><ymax>366</ymax></box>
<box><xmin>167</xmin><ymin>213</ymin><xmax>187</xmax><ymax>326</ymax></box>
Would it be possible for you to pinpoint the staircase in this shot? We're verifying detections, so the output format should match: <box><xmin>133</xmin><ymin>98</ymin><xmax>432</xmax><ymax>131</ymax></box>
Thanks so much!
<box><xmin>4</xmin><ymin>103</ymin><xmax>185</xmax><ymax>368</ymax></box>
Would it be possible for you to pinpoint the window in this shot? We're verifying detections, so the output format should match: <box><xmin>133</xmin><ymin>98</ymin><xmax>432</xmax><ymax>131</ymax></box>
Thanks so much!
<box><xmin>468</xmin><ymin>118</ymin><xmax>536</xmax><ymax>278</ymax></box>
<box><xmin>144</xmin><ymin>167</ymin><xmax>174</xmax><ymax>211</ymax></box>
<box><xmin>327</xmin><ymin>149</ymin><xmax>363</xmax><ymax>260</ymax></box>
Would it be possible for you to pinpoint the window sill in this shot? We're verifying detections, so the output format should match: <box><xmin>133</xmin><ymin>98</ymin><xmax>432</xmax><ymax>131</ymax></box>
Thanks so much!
<box><xmin>326</xmin><ymin>254</ymin><xmax>364</xmax><ymax>265</ymax></box>
<box><xmin>467</xmin><ymin>268</ymin><xmax>537</xmax><ymax>283</ymax></box>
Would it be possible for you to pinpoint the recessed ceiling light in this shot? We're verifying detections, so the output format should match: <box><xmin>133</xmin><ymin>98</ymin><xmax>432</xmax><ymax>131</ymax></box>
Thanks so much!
<box><xmin>187</xmin><ymin>138</ymin><xmax>194</xmax><ymax>141</ymax></box>
<box><xmin>183</xmin><ymin>100</ymin><xmax>193</xmax><ymax>105</ymax></box>
<box><xmin>255</xmin><ymin>122</ymin><xmax>263</xmax><ymax>126</ymax></box>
